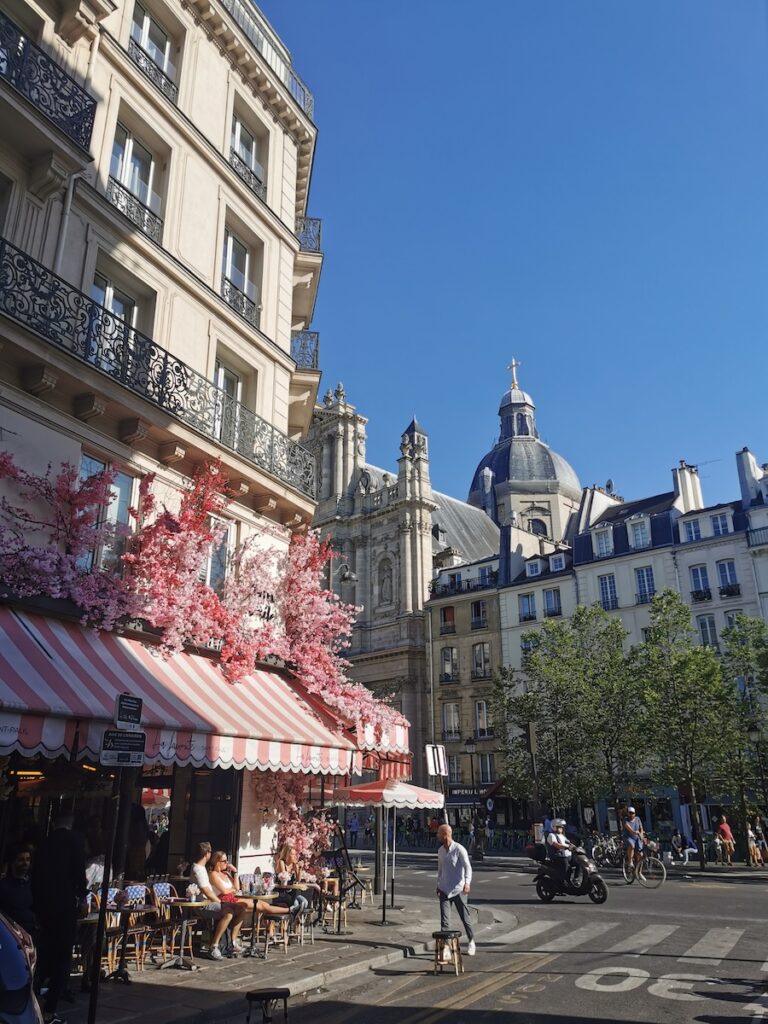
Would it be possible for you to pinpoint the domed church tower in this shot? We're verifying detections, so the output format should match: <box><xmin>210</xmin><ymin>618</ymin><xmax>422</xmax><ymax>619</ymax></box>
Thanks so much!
<box><xmin>468</xmin><ymin>360</ymin><xmax>582</xmax><ymax>542</ymax></box>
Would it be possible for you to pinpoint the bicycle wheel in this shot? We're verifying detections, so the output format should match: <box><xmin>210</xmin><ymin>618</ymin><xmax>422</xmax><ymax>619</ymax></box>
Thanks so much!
<box><xmin>638</xmin><ymin>856</ymin><xmax>666</xmax><ymax>888</ymax></box>
<box><xmin>621</xmin><ymin>859</ymin><xmax>635</xmax><ymax>884</ymax></box>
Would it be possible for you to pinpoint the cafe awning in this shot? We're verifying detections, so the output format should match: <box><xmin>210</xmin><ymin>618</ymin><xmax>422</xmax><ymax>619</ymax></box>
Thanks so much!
<box><xmin>0</xmin><ymin>607</ymin><xmax>358</xmax><ymax>775</ymax></box>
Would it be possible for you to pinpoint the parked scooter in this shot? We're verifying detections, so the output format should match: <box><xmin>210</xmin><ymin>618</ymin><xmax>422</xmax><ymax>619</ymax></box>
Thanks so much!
<box><xmin>528</xmin><ymin>843</ymin><xmax>608</xmax><ymax>904</ymax></box>
<box><xmin>0</xmin><ymin>910</ymin><xmax>42</xmax><ymax>1023</ymax></box>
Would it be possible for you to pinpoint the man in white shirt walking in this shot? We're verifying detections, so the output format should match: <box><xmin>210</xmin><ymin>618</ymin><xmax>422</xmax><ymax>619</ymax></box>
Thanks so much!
<box><xmin>436</xmin><ymin>824</ymin><xmax>475</xmax><ymax>957</ymax></box>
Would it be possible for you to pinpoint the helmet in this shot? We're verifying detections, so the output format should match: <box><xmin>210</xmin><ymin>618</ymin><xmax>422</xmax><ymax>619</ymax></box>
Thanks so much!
<box><xmin>627</xmin><ymin>806</ymin><xmax>636</xmax><ymax>814</ymax></box>
<box><xmin>552</xmin><ymin>818</ymin><xmax>566</xmax><ymax>828</ymax></box>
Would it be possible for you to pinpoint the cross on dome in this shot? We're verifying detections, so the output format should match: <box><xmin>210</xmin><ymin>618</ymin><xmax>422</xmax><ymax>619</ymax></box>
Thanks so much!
<box><xmin>507</xmin><ymin>357</ymin><xmax>521</xmax><ymax>389</ymax></box>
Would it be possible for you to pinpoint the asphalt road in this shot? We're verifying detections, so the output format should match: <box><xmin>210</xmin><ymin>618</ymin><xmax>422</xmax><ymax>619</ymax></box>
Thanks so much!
<box><xmin>288</xmin><ymin>851</ymin><xmax>768</xmax><ymax>1024</ymax></box>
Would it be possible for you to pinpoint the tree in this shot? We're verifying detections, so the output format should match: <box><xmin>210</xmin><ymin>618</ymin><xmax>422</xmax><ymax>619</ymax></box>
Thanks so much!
<box><xmin>721</xmin><ymin>614</ymin><xmax>768</xmax><ymax>808</ymax></box>
<box><xmin>637</xmin><ymin>590</ymin><xmax>742</xmax><ymax>870</ymax></box>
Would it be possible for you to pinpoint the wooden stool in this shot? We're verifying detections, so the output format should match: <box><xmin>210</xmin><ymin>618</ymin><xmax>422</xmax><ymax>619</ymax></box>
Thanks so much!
<box><xmin>432</xmin><ymin>930</ymin><xmax>463</xmax><ymax>976</ymax></box>
<box><xmin>245</xmin><ymin>987</ymin><xmax>289</xmax><ymax>1023</ymax></box>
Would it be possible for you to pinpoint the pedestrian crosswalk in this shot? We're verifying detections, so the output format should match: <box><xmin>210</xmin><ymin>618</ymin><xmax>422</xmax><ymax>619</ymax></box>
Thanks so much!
<box><xmin>501</xmin><ymin>917</ymin><xmax>756</xmax><ymax>966</ymax></box>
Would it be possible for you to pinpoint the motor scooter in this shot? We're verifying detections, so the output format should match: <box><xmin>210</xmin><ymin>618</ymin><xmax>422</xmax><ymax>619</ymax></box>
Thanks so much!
<box><xmin>0</xmin><ymin>910</ymin><xmax>42</xmax><ymax>1023</ymax></box>
<box><xmin>527</xmin><ymin>843</ymin><xmax>608</xmax><ymax>903</ymax></box>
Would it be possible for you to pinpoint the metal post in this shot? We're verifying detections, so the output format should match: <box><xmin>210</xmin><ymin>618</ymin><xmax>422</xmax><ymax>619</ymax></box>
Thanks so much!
<box><xmin>374</xmin><ymin>806</ymin><xmax>383</xmax><ymax>895</ymax></box>
<box><xmin>381</xmin><ymin>807</ymin><xmax>389</xmax><ymax>925</ymax></box>
<box><xmin>390</xmin><ymin>808</ymin><xmax>396</xmax><ymax>908</ymax></box>
<box><xmin>87</xmin><ymin>768</ymin><xmax>122</xmax><ymax>1024</ymax></box>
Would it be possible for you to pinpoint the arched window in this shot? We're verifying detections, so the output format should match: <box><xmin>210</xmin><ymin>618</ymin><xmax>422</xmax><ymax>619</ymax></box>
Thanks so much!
<box><xmin>378</xmin><ymin>558</ymin><xmax>393</xmax><ymax>604</ymax></box>
<box><xmin>529</xmin><ymin>518</ymin><xmax>547</xmax><ymax>536</ymax></box>
<box><xmin>516</xmin><ymin>413</ymin><xmax>530</xmax><ymax>436</ymax></box>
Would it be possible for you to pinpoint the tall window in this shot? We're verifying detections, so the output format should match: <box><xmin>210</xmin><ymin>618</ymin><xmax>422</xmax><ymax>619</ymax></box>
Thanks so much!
<box><xmin>470</xmin><ymin>599</ymin><xmax>487</xmax><ymax>629</ymax></box>
<box><xmin>131</xmin><ymin>2</ymin><xmax>176</xmax><ymax>80</ymax></box>
<box><xmin>478</xmin><ymin>565</ymin><xmax>493</xmax><ymax>586</ymax></box>
<box><xmin>598</xmin><ymin>573</ymin><xmax>617</xmax><ymax>611</ymax></box>
<box><xmin>440</xmin><ymin>646</ymin><xmax>458</xmax><ymax>682</ymax></box>
<box><xmin>519</xmin><ymin>593</ymin><xmax>536</xmax><ymax>622</ymax></box>
<box><xmin>711</xmin><ymin>513</ymin><xmax>729</xmax><ymax>536</ymax></box>
<box><xmin>595</xmin><ymin>530</ymin><xmax>612</xmax><ymax>557</ymax></box>
<box><xmin>478</xmin><ymin>753</ymin><xmax>495</xmax><ymax>785</ymax></box>
<box><xmin>690</xmin><ymin>565</ymin><xmax>710</xmax><ymax>595</ymax></box>
<box><xmin>631</xmin><ymin>520</ymin><xmax>649</xmax><ymax>548</ymax></box>
<box><xmin>635</xmin><ymin>566</ymin><xmax>655</xmax><ymax>604</ymax></box>
<box><xmin>543</xmin><ymin>588</ymin><xmax>561</xmax><ymax>617</ymax></box>
<box><xmin>725</xmin><ymin>610</ymin><xmax>743</xmax><ymax>629</ymax></box>
<box><xmin>78</xmin><ymin>455</ymin><xmax>135</xmax><ymax>571</ymax></box>
<box><xmin>475</xmin><ymin>700</ymin><xmax>492</xmax><ymax>739</ymax></box>
<box><xmin>439</xmin><ymin>606</ymin><xmax>455</xmax><ymax>634</ymax></box>
<box><xmin>447</xmin><ymin>755</ymin><xmax>462</xmax><ymax>784</ymax></box>
<box><xmin>222</xmin><ymin>228</ymin><xmax>257</xmax><ymax>302</ymax></box>
<box><xmin>717</xmin><ymin>560</ymin><xmax>738</xmax><ymax>587</ymax></box>
<box><xmin>442</xmin><ymin>703</ymin><xmax>460</xmax><ymax>740</ymax></box>
<box><xmin>90</xmin><ymin>272</ymin><xmax>138</xmax><ymax>369</ymax></box>
<box><xmin>200</xmin><ymin>520</ymin><xmax>231</xmax><ymax>595</ymax></box>
<box><xmin>231</xmin><ymin>116</ymin><xmax>265</xmax><ymax>184</ymax></box>
<box><xmin>110</xmin><ymin>124</ymin><xmax>161</xmax><ymax>213</ymax></box>
<box><xmin>684</xmin><ymin>520</ymin><xmax>701</xmax><ymax>542</ymax></box>
<box><xmin>212</xmin><ymin>359</ymin><xmax>242</xmax><ymax>448</ymax></box>
<box><xmin>472</xmin><ymin>642</ymin><xmax>491</xmax><ymax>679</ymax></box>
<box><xmin>697</xmin><ymin>614</ymin><xmax>718</xmax><ymax>649</ymax></box>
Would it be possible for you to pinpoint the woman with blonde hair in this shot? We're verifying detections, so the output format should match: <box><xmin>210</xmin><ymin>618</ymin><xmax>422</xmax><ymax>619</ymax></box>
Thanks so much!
<box><xmin>208</xmin><ymin>850</ymin><xmax>288</xmax><ymax>950</ymax></box>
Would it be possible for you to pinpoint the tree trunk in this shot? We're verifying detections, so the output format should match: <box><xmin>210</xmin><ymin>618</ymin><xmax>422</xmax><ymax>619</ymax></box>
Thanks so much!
<box><xmin>688</xmin><ymin>780</ymin><xmax>706</xmax><ymax>872</ymax></box>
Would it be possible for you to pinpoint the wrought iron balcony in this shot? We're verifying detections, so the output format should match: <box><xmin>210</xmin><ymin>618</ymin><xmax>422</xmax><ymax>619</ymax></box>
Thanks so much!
<box><xmin>691</xmin><ymin>588</ymin><xmax>712</xmax><ymax>603</ymax></box>
<box><xmin>0</xmin><ymin>238</ymin><xmax>316</xmax><ymax>499</ymax></box>
<box><xmin>439</xmin><ymin>673</ymin><xmax>459</xmax><ymax>684</ymax></box>
<box><xmin>470</xmin><ymin>670</ymin><xmax>492</xmax><ymax>681</ymax></box>
<box><xmin>748</xmin><ymin>527</ymin><xmax>768</xmax><ymax>548</ymax></box>
<box><xmin>636</xmin><ymin>591</ymin><xmax>656</xmax><ymax>605</ymax></box>
<box><xmin>106</xmin><ymin>177</ymin><xmax>163</xmax><ymax>244</ymax></box>
<box><xmin>475</xmin><ymin>729</ymin><xmax>495</xmax><ymax>741</ymax></box>
<box><xmin>0</xmin><ymin>10</ymin><xmax>96</xmax><ymax>150</ymax></box>
<box><xmin>217</xmin><ymin>0</ymin><xmax>314</xmax><ymax>118</ymax></box>
<box><xmin>544</xmin><ymin>606</ymin><xmax>562</xmax><ymax>618</ymax></box>
<box><xmin>127</xmin><ymin>38</ymin><xmax>178</xmax><ymax>104</ymax></box>
<box><xmin>439</xmin><ymin>623</ymin><xmax>456</xmax><ymax>635</ymax></box>
<box><xmin>719</xmin><ymin>583</ymin><xmax>741</xmax><ymax>598</ymax></box>
<box><xmin>290</xmin><ymin>330</ymin><xmax>319</xmax><ymax>369</ymax></box>
<box><xmin>600</xmin><ymin>596</ymin><xmax>619</xmax><ymax>611</ymax></box>
<box><xmin>429</xmin><ymin>575</ymin><xmax>498</xmax><ymax>598</ymax></box>
<box><xmin>471</xmin><ymin>617</ymin><xmax>488</xmax><ymax>630</ymax></box>
<box><xmin>229</xmin><ymin>148</ymin><xmax>267</xmax><ymax>203</ymax></box>
<box><xmin>296</xmin><ymin>217</ymin><xmax>322</xmax><ymax>252</ymax></box>
<box><xmin>519</xmin><ymin>611</ymin><xmax>537</xmax><ymax>623</ymax></box>
<box><xmin>442</xmin><ymin>729</ymin><xmax>461</xmax><ymax>742</ymax></box>
<box><xmin>221</xmin><ymin>278</ymin><xmax>261</xmax><ymax>329</ymax></box>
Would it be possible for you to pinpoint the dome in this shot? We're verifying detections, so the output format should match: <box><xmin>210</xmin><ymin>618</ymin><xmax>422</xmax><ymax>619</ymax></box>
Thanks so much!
<box><xmin>468</xmin><ymin>438</ymin><xmax>582</xmax><ymax>502</ymax></box>
<box><xmin>499</xmin><ymin>387</ymin><xmax>535</xmax><ymax>409</ymax></box>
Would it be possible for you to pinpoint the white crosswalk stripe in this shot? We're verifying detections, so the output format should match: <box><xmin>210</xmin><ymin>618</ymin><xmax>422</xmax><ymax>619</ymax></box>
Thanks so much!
<box><xmin>533</xmin><ymin>922</ymin><xmax>619</xmax><ymax>952</ymax></box>
<box><xmin>680</xmin><ymin>927</ymin><xmax>744</xmax><ymax>965</ymax></box>
<box><xmin>608</xmin><ymin>924</ymin><xmax>679</xmax><ymax>955</ymax></box>
<box><xmin>502</xmin><ymin>920</ymin><xmax>562</xmax><ymax>945</ymax></box>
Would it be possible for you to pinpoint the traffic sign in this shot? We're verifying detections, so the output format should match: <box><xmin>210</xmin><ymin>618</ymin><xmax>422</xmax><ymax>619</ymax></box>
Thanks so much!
<box><xmin>114</xmin><ymin>693</ymin><xmax>143</xmax><ymax>732</ymax></box>
<box><xmin>425</xmin><ymin>744</ymin><xmax>448</xmax><ymax>777</ymax></box>
<box><xmin>486</xmin><ymin>798</ymin><xmax>494</xmax><ymax>812</ymax></box>
<box><xmin>100</xmin><ymin>729</ymin><xmax>146</xmax><ymax>767</ymax></box>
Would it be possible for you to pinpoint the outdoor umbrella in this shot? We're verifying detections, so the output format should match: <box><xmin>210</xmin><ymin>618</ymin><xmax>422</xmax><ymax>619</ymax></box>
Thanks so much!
<box><xmin>334</xmin><ymin>779</ymin><xmax>444</xmax><ymax>923</ymax></box>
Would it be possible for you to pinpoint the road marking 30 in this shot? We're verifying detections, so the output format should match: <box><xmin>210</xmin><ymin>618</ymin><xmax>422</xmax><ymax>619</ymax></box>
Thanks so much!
<box><xmin>576</xmin><ymin>967</ymin><xmax>716</xmax><ymax>1000</ymax></box>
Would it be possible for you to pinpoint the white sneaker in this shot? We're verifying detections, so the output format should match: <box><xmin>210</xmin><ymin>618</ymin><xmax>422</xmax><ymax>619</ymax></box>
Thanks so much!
<box><xmin>467</xmin><ymin>940</ymin><xmax>476</xmax><ymax>956</ymax></box>
<box><xmin>209</xmin><ymin>945</ymin><xmax>223</xmax><ymax>960</ymax></box>
<box><xmin>441</xmin><ymin>945</ymin><xmax>452</xmax><ymax>962</ymax></box>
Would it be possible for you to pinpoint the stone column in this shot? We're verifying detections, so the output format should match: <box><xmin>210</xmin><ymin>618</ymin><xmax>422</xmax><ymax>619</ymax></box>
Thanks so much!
<box><xmin>321</xmin><ymin>435</ymin><xmax>332</xmax><ymax>500</ymax></box>
<box><xmin>333</xmin><ymin>426</ymin><xmax>344</xmax><ymax>500</ymax></box>
<box><xmin>400</xmin><ymin>516</ymin><xmax>413</xmax><ymax>614</ymax></box>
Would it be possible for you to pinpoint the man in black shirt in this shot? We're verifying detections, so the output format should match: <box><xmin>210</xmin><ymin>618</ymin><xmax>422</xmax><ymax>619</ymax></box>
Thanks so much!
<box><xmin>0</xmin><ymin>844</ymin><xmax>35</xmax><ymax>934</ymax></box>
<box><xmin>32</xmin><ymin>814</ymin><xmax>88</xmax><ymax>1024</ymax></box>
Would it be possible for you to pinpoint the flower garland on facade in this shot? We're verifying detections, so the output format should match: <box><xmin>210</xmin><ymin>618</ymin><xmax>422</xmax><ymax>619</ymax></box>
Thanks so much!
<box><xmin>251</xmin><ymin>770</ymin><xmax>335</xmax><ymax>874</ymax></box>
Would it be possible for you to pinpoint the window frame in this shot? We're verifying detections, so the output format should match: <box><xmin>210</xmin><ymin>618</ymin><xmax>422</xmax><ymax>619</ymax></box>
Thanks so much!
<box><xmin>543</xmin><ymin>587</ymin><xmax>561</xmax><ymax>616</ymax></box>
<box><xmin>131</xmin><ymin>1</ymin><xmax>176</xmax><ymax>79</ymax></box>
<box><xmin>440</xmin><ymin>646</ymin><xmax>459</xmax><ymax>682</ymax></box>
<box><xmin>441</xmin><ymin>702</ymin><xmax>461</xmax><ymax>740</ymax></box>
<box><xmin>630</xmin><ymin>518</ymin><xmax>650</xmax><ymax>549</ymax></box>
<box><xmin>231</xmin><ymin>115</ymin><xmax>265</xmax><ymax>183</ymax></box>
<box><xmin>684</xmin><ymin>519</ymin><xmax>701</xmax><ymax>542</ymax></box>
<box><xmin>471</xmin><ymin>641</ymin><xmax>491</xmax><ymax>679</ymax></box>
<box><xmin>711</xmin><ymin>512</ymin><xmax>730</xmax><ymax>537</ymax></box>
<box><xmin>78</xmin><ymin>454</ymin><xmax>138</xmax><ymax>572</ymax></box>
<box><xmin>475</xmin><ymin>700</ymin><xmax>492</xmax><ymax>739</ymax></box>
<box><xmin>595</xmin><ymin>529</ymin><xmax>613</xmax><ymax>558</ymax></box>
<box><xmin>634</xmin><ymin>565</ymin><xmax>655</xmax><ymax>603</ymax></box>
<box><xmin>697</xmin><ymin>613</ymin><xmax>718</xmax><ymax>649</ymax></box>
<box><xmin>690</xmin><ymin>564</ymin><xmax>710</xmax><ymax>594</ymax></box>
<box><xmin>526</xmin><ymin>561</ymin><xmax>541</xmax><ymax>577</ymax></box>
<box><xmin>598</xmin><ymin>573</ymin><xmax>618</xmax><ymax>611</ymax></box>
<box><xmin>550</xmin><ymin>554</ymin><xmax>565</xmax><ymax>573</ymax></box>
<box><xmin>717</xmin><ymin>559</ymin><xmax>738</xmax><ymax>587</ymax></box>
<box><xmin>518</xmin><ymin>592</ymin><xmax>537</xmax><ymax>622</ymax></box>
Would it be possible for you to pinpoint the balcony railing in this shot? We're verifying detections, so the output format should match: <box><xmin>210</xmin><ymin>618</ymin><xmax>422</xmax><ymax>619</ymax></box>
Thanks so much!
<box><xmin>296</xmin><ymin>217</ymin><xmax>322</xmax><ymax>252</ymax></box>
<box><xmin>719</xmin><ymin>583</ymin><xmax>741</xmax><ymax>598</ymax></box>
<box><xmin>470</xmin><ymin>617</ymin><xmax>487</xmax><ymax>630</ymax></box>
<box><xmin>471</xmin><ymin>670</ymin><xmax>492</xmax><ymax>681</ymax></box>
<box><xmin>430</xmin><ymin>575</ymin><xmax>498</xmax><ymax>598</ymax></box>
<box><xmin>0</xmin><ymin>10</ymin><xmax>96</xmax><ymax>150</ymax></box>
<box><xmin>636</xmin><ymin>591</ymin><xmax>656</xmax><ymax>605</ymax></box>
<box><xmin>442</xmin><ymin>729</ymin><xmax>461</xmax><ymax>742</ymax></box>
<box><xmin>229</xmin><ymin>148</ymin><xmax>267</xmax><ymax>203</ymax></box>
<box><xmin>217</xmin><ymin>0</ymin><xmax>314</xmax><ymax>118</ymax></box>
<box><xmin>475</xmin><ymin>729</ymin><xmax>495</xmax><ymax>740</ymax></box>
<box><xmin>439</xmin><ymin>673</ymin><xmax>459</xmax><ymax>684</ymax></box>
<box><xmin>127</xmin><ymin>38</ymin><xmax>178</xmax><ymax>103</ymax></box>
<box><xmin>290</xmin><ymin>330</ymin><xmax>319</xmax><ymax>369</ymax></box>
<box><xmin>519</xmin><ymin>612</ymin><xmax>537</xmax><ymax>623</ymax></box>
<box><xmin>439</xmin><ymin>624</ymin><xmax>456</xmax><ymax>635</ymax></box>
<box><xmin>0</xmin><ymin>238</ymin><xmax>316</xmax><ymax>499</ymax></box>
<box><xmin>601</xmin><ymin>596</ymin><xmax>619</xmax><ymax>611</ymax></box>
<box><xmin>748</xmin><ymin>527</ymin><xmax>768</xmax><ymax>548</ymax></box>
<box><xmin>221</xmin><ymin>278</ymin><xmax>261</xmax><ymax>329</ymax></box>
<box><xmin>544</xmin><ymin>606</ymin><xmax>562</xmax><ymax>618</ymax></box>
<box><xmin>691</xmin><ymin>588</ymin><xmax>712</xmax><ymax>603</ymax></box>
<box><xmin>106</xmin><ymin>177</ymin><xmax>163</xmax><ymax>244</ymax></box>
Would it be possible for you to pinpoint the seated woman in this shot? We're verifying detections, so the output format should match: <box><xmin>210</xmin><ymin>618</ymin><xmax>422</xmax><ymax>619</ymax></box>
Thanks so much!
<box><xmin>208</xmin><ymin>851</ymin><xmax>288</xmax><ymax>948</ymax></box>
<box><xmin>273</xmin><ymin>842</ymin><xmax>316</xmax><ymax>916</ymax></box>
<box><xmin>190</xmin><ymin>842</ymin><xmax>239</xmax><ymax>960</ymax></box>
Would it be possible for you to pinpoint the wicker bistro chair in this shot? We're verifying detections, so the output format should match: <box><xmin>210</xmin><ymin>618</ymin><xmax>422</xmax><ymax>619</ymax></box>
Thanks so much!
<box><xmin>113</xmin><ymin>884</ymin><xmax>153</xmax><ymax>972</ymax></box>
<box><xmin>147</xmin><ymin>882</ymin><xmax>180</xmax><ymax>963</ymax></box>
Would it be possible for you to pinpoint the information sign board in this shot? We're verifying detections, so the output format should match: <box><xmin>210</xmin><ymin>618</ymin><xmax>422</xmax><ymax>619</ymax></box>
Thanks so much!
<box><xmin>100</xmin><ymin>729</ymin><xmax>146</xmax><ymax>767</ymax></box>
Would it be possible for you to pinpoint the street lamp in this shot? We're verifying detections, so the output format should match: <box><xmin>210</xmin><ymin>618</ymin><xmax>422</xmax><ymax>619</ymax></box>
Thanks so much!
<box><xmin>464</xmin><ymin>735</ymin><xmax>477</xmax><ymax>806</ymax></box>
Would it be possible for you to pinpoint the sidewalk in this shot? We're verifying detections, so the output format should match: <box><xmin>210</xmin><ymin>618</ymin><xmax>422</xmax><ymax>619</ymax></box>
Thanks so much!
<box><xmin>62</xmin><ymin>896</ymin><xmax>512</xmax><ymax>1024</ymax></box>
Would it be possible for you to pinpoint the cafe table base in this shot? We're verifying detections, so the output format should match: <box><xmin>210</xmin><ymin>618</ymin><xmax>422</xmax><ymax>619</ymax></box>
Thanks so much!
<box><xmin>157</xmin><ymin>901</ymin><xmax>207</xmax><ymax>971</ymax></box>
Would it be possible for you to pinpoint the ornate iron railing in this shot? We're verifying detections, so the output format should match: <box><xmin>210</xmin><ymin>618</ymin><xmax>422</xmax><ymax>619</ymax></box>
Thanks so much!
<box><xmin>221</xmin><ymin>277</ymin><xmax>261</xmax><ymax>329</ymax></box>
<box><xmin>229</xmin><ymin>148</ymin><xmax>267</xmax><ymax>202</ymax></box>
<box><xmin>290</xmin><ymin>330</ymin><xmax>319</xmax><ymax>369</ymax></box>
<box><xmin>0</xmin><ymin>10</ymin><xmax>96</xmax><ymax>150</ymax></box>
<box><xmin>127</xmin><ymin>38</ymin><xmax>178</xmax><ymax>104</ymax></box>
<box><xmin>0</xmin><ymin>239</ymin><xmax>316</xmax><ymax>499</ymax></box>
<box><xmin>106</xmin><ymin>176</ymin><xmax>163</xmax><ymax>244</ymax></box>
<box><xmin>217</xmin><ymin>0</ymin><xmax>314</xmax><ymax>118</ymax></box>
<box><xmin>296</xmin><ymin>217</ymin><xmax>322</xmax><ymax>252</ymax></box>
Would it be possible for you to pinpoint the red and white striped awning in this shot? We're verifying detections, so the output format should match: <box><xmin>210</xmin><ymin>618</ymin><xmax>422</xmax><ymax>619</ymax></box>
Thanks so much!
<box><xmin>0</xmin><ymin>608</ymin><xmax>358</xmax><ymax>775</ymax></box>
<box><xmin>359</xmin><ymin>720</ymin><xmax>409</xmax><ymax>756</ymax></box>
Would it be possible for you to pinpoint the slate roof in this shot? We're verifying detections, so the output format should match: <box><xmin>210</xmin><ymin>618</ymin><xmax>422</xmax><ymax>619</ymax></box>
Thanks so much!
<box><xmin>593</xmin><ymin>491</ymin><xmax>676</xmax><ymax>525</ymax></box>
<box><xmin>432</xmin><ymin>491</ymin><xmax>500</xmax><ymax>563</ymax></box>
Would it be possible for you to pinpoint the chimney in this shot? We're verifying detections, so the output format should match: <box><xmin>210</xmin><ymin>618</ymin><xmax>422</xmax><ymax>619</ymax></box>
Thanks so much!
<box><xmin>498</xmin><ymin>524</ymin><xmax>511</xmax><ymax>588</ymax></box>
<box><xmin>736</xmin><ymin>447</ymin><xmax>763</xmax><ymax>508</ymax></box>
<box><xmin>672</xmin><ymin>460</ymin><xmax>704</xmax><ymax>514</ymax></box>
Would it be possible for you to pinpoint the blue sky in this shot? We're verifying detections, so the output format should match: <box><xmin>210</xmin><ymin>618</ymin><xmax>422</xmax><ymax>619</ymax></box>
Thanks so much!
<box><xmin>264</xmin><ymin>1</ymin><xmax>768</xmax><ymax>506</ymax></box>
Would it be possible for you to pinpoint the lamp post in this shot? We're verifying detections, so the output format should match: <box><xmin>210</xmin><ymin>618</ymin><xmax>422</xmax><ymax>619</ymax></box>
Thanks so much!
<box><xmin>464</xmin><ymin>736</ymin><xmax>478</xmax><ymax>857</ymax></box>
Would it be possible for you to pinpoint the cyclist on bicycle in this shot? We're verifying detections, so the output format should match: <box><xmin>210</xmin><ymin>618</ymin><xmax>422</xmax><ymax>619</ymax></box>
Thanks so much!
<box><xmin>623</xmin><ymin>806</ymin><xmax>644</xmax><ymax>880</ymax></box>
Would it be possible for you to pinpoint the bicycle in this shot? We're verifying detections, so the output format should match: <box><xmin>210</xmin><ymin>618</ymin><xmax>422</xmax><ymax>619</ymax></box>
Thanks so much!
<box><xmin>621</xmin><ymin>839</ymin><xmax>666</xmax><ymax>888</ymax></box>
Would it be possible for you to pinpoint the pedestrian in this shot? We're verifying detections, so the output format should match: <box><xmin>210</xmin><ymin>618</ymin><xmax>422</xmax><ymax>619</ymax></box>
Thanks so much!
<box><xmin>670</xmin><ymin>830</ymin><xmax>683</xmax><ymax>861</ymax></box>
<box><xmin>716</xmin><ymin>815</ymin><xmax>735</xmax><ymax>866</ymax></box>
<box><xmin>0</xmin><ymin>844</ymin><xmax>35</xmax><ymax>934</ymax></box>
<box><xmin>435</xmin><ymin>823</ymin><xmax>475</xmax><ymax>958</ymax></box>
<box><xmin>32</xmin><ymin>812</ymin><xmax>88</xmax><ymax>1024</ymax></box>
<box><xmin>756</xmin><ymin>820</ymin><xmax>768</xmax><ymax>861</ymax></box>
<box><xmin>749</xmin><ymin>823</ymin><xmax>763</xmax><ymax>867</ymax></box>
<box><xmin>348</xmin><ymin>813</ymin><xmax>360</xmax><ymax>849</ymax></box>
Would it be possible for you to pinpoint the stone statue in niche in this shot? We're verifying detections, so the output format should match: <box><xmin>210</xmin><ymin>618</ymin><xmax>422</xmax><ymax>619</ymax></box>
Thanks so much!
<box><xmin>400</xmin><ymin>434</ymin><xmax>411</xmax><ymax>457</ymax></box>
<box><xmin>379</xmin><ymin>559</ymin><xmax>393</xmax><ymax>604</ymax></box>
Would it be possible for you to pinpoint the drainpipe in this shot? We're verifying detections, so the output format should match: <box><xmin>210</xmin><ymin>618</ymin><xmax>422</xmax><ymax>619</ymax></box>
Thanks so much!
<box><xmin>53</xmin><ymin>171</ymin><xmax>85</xmax><ymax>274</ymax></box>
<box><xmin>84</xmin><ymin>30</ymin><xmax>100</xmax><ymax>92</ymax></box>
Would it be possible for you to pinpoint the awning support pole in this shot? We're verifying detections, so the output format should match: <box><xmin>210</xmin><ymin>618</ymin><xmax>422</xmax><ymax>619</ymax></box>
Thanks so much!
<box><xmin>381</xmin><ymin>806</ymin><xmax>388</xmax><ymax>925</ymax></box>
<box><xmin>88</xmin><ymin>767</ymin><xmax>122</xmax><ymax>1024</ymax></box>
<box><xmin>391</xmin><ymin>807</ymin><xmax>397</xmax><ymax>908</ymax></box>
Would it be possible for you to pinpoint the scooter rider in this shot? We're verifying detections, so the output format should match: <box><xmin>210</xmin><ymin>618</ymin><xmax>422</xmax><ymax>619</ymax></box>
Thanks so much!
<box><xmin>546</xmin><ymin>819</ymin><xmax>576</xmax><ymax>881</ymax></box>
